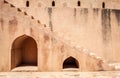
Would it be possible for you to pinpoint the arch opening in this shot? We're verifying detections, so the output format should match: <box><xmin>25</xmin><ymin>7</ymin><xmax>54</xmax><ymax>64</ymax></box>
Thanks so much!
<box><xmin>77</xmin><ymin>1</ymin><xmax>81</xmax><ymax>6</ymax></box>
<box><xmin>52</xmin><ymin>1</ymin><xmax>55</xmax><ymax>7</ymax></box>
<box><xmin>11</xmin><ymin>35</ymin><xmax>38</xmax><ymax>70</ymax></box>
<box><xmin>63</xmin><ymin>56</ymin><xmax>79</xmax><ymax>69</ymax></box>
<box><xmin>26</xmin><ymin>1</ymin><xmax>29</xmax><ymax>7</ymax></box>
<box><xmin>102</xmin><ymin>2</ymin><xmax>105</xmax><ymax>8</ymax></box>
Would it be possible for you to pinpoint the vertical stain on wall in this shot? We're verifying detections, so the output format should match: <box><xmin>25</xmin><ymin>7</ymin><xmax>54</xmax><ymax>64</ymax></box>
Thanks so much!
<box><xmin>63</xmin><ymin>2</ymin><xmax>67</xmax><ymax>7</ymax></box>
<box><xmin>8</xmin><ymin>17</ymin><xmax>18</xmax><ymax>35</ymax></box>
<box><xmin>48</xmin><ymin>8</ymin><xmax>53</xmax><ymax>31</ymax></box>
<box><xmin>60</xmin><ymin>45</ymin><xmax>64</xmax><ymax>53</ymax></box>
<box><xmin>112</xmin><ymin>10</ymin><xmax>120</xmax><ymax>26</ymax></box>
<box><xmin>0</xmin><ymin>18</ymin><xmax>4</xmax><ymax>31</ymax></box>
<box><xmin>51</xmin><ymin>37</ymin><xmax>56</xmax><ymax>43</ymax></box>
<box><xmin>93</xmin><ymin>8</ymin><xmax>99</xmax><ymax>16</ymax></box>
<box><xmin>44</xmin><ymin>33</ymin><xmax>49</xmax><ymax>43</ymax></box>
<box><xmin>80</xmin><ymin>8</ymin><xmax>88</xmax><ymax>22</ymax></box>
<box><xmin>74</xmin><ymin>8</ymin><xmax>76</xmax><ymax>18</ymax></box>
<box><xmin>101</xmin><ymin>9</ymin><xmax>111</xmax><ymax>44</ymax></box>
<box><xmin>43</xmin><ymin>33</ymin><xmax>50</xmax><ymax>69</ymax></box>
<box><xmin>97</xmin><ymin>60</ymin><xmax>104</xmax><ymax>71</ymax></box>
<box><xmin>83</xmin><ymin>8</ymin><xmax>88</xmax><ymax>14</ymax></box>
<box><xmin>38</xmin><ymin>2</ymin><xmax>41</xmax><ymax>7</ymax></box>
<box><xmin>30</xmin><ymin>28</ymin><xmax>34</xmax><ymax>36</ymax></box>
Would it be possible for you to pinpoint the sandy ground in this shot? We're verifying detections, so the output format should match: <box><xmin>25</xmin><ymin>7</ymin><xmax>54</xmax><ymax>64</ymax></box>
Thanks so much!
<box><xmin>0</xmin><ymin>71</ymin><xmax>120</xmax><ymax>78</ymax></box>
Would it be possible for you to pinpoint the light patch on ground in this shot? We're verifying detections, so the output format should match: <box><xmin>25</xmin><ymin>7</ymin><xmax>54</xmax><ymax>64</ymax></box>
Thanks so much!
<box><xmin>0</xmin><ymin>71</ymin><xmax>120</xmax><ymax>78</ymax></box>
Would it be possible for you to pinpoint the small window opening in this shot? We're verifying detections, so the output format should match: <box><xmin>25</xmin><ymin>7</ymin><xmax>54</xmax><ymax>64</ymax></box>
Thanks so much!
<box><xmin>78</xmin><ymin>1</ymin><xmax>81</xmax><ymax>6</ymax></box>
<box><xmin>102</xmin><ymin>2</ymin><xmax>105</xmax><ymax>8</ymax></box>
<box><xmin>52</xmin><ymin>1</ymin><xmax>55</xmax><ymax>7</ymax></box>
<box><xmin>10</xmin><ymin>4</ymin><xmax>15</xmax><ymax>7</ymax></box>
<box><xmin>63</xmin><ymin>56</ymin><xmax>79</xmax><ymax>69</ymax></box>
<box><xmin>26</xmin><ymin>1</ymin><xmax>29</xmax><ymax>7</ymax></box>
<box><xmin>17</xmin><ymin>8</ymin><xmax>21</xmax><ymax>12</ymax></box>
<box><xmin>4</xmin><ymin>0</ymin><xmax>8</xmax><ymax>4</ymax></box>
<box><xmin>24</xmin><ymin>12</ymin><xmax>28</xmax><ymax>15</ymax></box>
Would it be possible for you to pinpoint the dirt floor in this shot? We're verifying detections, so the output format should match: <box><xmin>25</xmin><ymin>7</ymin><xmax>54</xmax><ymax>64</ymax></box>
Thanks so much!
<box><xmin>0</xmin><ymin>71</ymin><xmax>120</xmax><ymax>78</ymax></box>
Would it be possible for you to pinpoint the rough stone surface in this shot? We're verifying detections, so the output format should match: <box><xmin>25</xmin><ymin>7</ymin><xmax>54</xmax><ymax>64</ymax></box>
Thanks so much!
<box><xmin>0</xmin><ymin>0</ymin><xmax>119</xmax><ymax>72</ymax></box>
<box><xmin>0</xmin><ymin>72</ymin><xmax>120</xmax><ymax>78</ymax></box>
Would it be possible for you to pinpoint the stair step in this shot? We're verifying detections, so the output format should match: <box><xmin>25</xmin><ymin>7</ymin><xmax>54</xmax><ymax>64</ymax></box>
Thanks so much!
<box><xmin>109</xmin><ymin>63</ymin><xmax>120</xmax><ymax>70</ymax></box>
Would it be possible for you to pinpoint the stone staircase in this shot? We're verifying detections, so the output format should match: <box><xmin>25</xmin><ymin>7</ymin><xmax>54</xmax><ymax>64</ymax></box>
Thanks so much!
<box><xmin>1</xmin><ymin>0</ymin><xmax>115</xmax><ymax>71</ymax></box>
<box><xmin>52</xmin><ymin>34</ymin><xmax>115</xmax><ymax>71</ymax></box>
<box><xmin>3</xmin><ymin>0</ymin><xmax>48</xmax><ymax>28</ymax></box>
<box><xmin>109</xmin><ymin>63</ymin><xmax>120</xmax><ymax>71</ymax></box>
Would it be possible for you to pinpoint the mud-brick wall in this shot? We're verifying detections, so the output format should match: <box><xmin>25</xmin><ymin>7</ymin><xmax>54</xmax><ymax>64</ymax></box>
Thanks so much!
<box><xmin>110</xmin><ymin>10</ymin><xmax>120</xmax><ymax>62</ymax></box>
<box><xmin>51</xmin><ymin>35</ymin><xmax>114</xmax><ymax>71</ymax></box>
<box><xmin>0</xmin><ymin>2</ymin><xmax>52</xmax><ymax>71</ymax></box>
<box><xmin>5</xmin><ymin>0</ymin><xmax>120</xmax><ymax>62</ymax></box>
<box><xmin>5</xmin><ymin>0</ymin><xmax>120</xmax><ymax>9</ymax></box>
<box><xmin>50</xmin><ymin>8</ymin><xmax>120</xmax><ymax>63</ymax></box>
<box><xmin>3</xmin><ymin>0</ymin><xmax>120</xmax><ymax>63</ymax></box>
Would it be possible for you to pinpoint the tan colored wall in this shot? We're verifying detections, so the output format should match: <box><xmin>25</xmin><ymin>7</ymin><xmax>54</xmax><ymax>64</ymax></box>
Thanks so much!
<box><xmin>52</xmin><ymin>8</ymin><xmax>120</xmax><ymax>63</ymax></box>
<box><xmin>0</xmin><ymin>0</ymin><xmax>117</xmax><ymax>72</ymax></box>
<box><xmin>6</xmin><ymin>0</ymin><xmax>120</xmax><ymax>9</ymax></box>
<box><xmin>0</xmin><ymin>1</ymin><xmax>50</xmax><ymax>71</ymax></box>
<box><xmin>5</xmin><ymin>0</ymin><xmax>120</xmax><ymax>63</ymax></box>
<box><xmin>111</xmin><ymin>10</ymin><xmax>120</xmax><ymax>62</ymax></box>
<box><xmin>51</xmin><ymin>36</ymin><xmax>114</xmax><ymax>71</ymax></box>
<box><xmin>14</xmin><ymin>6</ymin><xmax>120</xmax><ymax>63</ymax></box>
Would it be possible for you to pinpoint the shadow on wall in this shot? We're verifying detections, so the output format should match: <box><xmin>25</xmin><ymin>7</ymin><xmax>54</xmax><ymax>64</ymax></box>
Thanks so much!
<box><xmin>11</xmin><ymin>35</ymin><xmax>38</xmax><ymax>70</ymax></box>
<box><xmin>63</xmin><ymin>56</ymin><xmax>79</xmax><ymax>69</ymax></box>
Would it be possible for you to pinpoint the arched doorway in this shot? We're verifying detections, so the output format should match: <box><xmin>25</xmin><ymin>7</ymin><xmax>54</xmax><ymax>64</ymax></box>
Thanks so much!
<box><xmin>11</xmin><ymin>35</ymin><xmax>37</xmax><ymax>70</ymax></box>
<box><xmin>63</xmin><ymin>56</ymin><xmax>79</xmax><ymax>69</ymax></box>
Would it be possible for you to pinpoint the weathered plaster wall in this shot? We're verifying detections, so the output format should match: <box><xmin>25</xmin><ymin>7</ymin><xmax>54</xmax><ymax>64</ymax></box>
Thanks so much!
<box><xmin>50</xmin><ymin>34</ymin><xmax>115</xmax><ymax>71</ymax></box>
<box><xmin>0</xmin><ymin>1</ymin><xmax>52</xmax><ymax>71</ymax></box>
<box><xmin>5</xmin><ymin>0</ymin><xmax>120</xmax><ymax>63</ymax></box>
<box><xmin>51</xmin><ymin>8</ymin><xmax>120</xmax><ymax>63</ymax></box>
<box><xmin>6</xmin><ymin>0</ymin><xmax>120</xmax><ymax>9</ymax></box>
<box><xmin>14</xmin><ymin>7</ymin><xmax>120</xmax><ymax>63</ymax></box>
<box><xmin>110</xmin><ymin>10</ymin><xmax>120</xmax><ymax>63</ymax></box>
<box><xmin>0</xmin><ymin>0</ymin><xmax>118</xmax><ymax>72</ymax></box>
